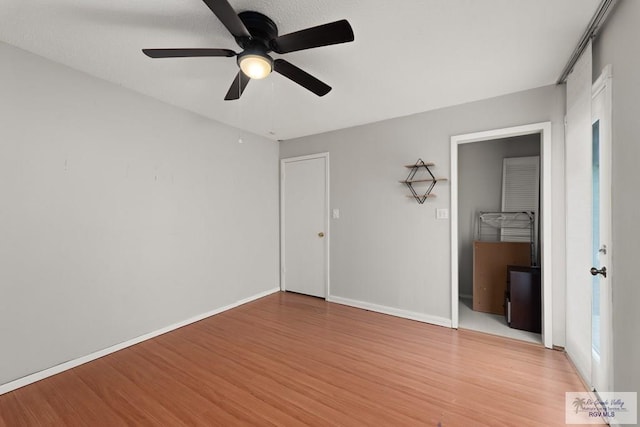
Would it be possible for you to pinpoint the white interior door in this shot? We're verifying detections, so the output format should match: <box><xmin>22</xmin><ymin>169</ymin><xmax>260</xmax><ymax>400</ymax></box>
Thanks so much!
<box><xmin>565</xmin><ymin>42</ymin><xmax>592</xmax><ymax>382</ymax></box>
<box><xmin>501</xmin><ymin>156</ymin><xmax>540</xmax><ymax>258</ymax></box>
<box><xmin>281</xmin><ymin>154</ymin><xmax>329</xmax><ymax>298</ymax></box>
<box><xmin>590</xmin><ymin>66</ymin><xmax>612</xmax><ymax>394</ymax></box>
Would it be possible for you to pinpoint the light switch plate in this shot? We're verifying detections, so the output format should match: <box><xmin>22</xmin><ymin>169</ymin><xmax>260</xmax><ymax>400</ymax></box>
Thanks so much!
<box><xmin>332</xmin><ymin>209</ymin><xmax>340</xmax><ymax>219</ymax></box>
<box><xmin>436</xmin><ymin>208</ymin><xmax>449</xmax><ymax>219</ymax></box>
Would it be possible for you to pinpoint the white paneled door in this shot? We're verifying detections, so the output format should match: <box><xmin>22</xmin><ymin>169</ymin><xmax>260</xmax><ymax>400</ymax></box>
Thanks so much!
<box><xmin>281</xmin><ymin>154</ymin><xmax>329</xmax><ymax>298</ymax></box>
<box><xmin>565</xmin><ymin>42</ymin><xmax>592</xmax><ymax>382</ymax></box>
<box><xmin>590</xmin><ymin>66</ymin><xmax>613</xmax><ymax>394</ymax></box>
<box><xmin>566</xmin><ymin>43</ymin><xmax>614</xmax><ymax>394</ymax></box>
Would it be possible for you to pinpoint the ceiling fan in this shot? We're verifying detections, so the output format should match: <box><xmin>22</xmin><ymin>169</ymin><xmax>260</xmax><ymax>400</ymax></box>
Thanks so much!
<box><xmin>142</xmin><ymin>0</ymin><xmax>354</xmax><ymax>100</ymax></box>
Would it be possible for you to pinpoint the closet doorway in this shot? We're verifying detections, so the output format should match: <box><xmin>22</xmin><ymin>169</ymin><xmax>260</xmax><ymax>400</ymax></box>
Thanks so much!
<box><xmin>450</xmin><ymin>123</ymin><xmax>553</xmax><ymax>348</ymax></box>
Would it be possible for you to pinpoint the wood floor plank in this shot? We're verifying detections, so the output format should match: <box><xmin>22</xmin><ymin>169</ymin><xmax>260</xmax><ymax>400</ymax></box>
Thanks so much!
<box><xmin>0</xmin><ymin>292</ymin><xmax>597</xmax><ymax>426</ymax></box>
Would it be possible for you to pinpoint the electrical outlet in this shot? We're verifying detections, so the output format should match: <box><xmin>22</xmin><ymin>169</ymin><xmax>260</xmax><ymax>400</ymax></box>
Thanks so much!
<box><xmin>436</xmin><ymin>208</ymin><xmax>449</xmax><ymax>220</ymax></box>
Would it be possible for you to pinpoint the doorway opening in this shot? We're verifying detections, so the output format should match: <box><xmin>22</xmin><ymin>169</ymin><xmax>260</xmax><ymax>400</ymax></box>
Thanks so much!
<box><xmin>451</xmin><ymin>122</ymin><xmax>553</xmax><ymax>349</ymax></box>
<box><xmin>457</xmin><ymin>134</ymin><xmax>541</xmax><ymax>344</ymax></box>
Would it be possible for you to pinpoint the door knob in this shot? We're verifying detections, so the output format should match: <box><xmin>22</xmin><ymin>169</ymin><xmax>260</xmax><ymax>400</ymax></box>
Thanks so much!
<box><xmin>318</xmin><ymin>232</ymin><xmax>325</xmax><ymax>238</ymax></box>
<box><xmin>590</xmin><ymin>266</ymin><xmax>607</xmax><ymax>278</ymax></box>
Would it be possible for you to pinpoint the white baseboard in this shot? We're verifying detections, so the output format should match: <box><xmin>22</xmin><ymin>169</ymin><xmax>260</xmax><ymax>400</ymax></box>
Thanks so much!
<box><xmin>0</xmin><ymin>287</ymin><xmax>280</xmax><ymax>396</ymax></box>
<box><xmin>327</xmin><ymin>295</ymin><xmax>452</xmax><ymax>328</ymax></box>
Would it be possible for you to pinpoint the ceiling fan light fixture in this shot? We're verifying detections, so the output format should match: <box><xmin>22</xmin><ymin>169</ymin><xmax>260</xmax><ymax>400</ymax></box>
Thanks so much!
<box><xmin>238</xmin><ymin>53</ymin><xmax>273</xmax><ymax>79</ymax></box>
<box><xmin>142</xmin><ymin>2</ymin><xmax>355</xmax><ymax>100</ymax></box>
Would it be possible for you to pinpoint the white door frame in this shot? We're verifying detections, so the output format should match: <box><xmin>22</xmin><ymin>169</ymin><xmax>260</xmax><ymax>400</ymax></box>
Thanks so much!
<box><xmin>450</xmin><ymin>122</ymin><xmax>553</xmax><ymax>349</ymax></box>
<box><xmin>280</xmin><ymin>152</ymin><xmax>330</xmax><ymax>298</ymax></box>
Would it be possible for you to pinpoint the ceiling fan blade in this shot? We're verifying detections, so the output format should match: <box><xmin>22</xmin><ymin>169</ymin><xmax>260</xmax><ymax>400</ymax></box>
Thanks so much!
<box><xmin>201</xmin><ymin>0</ymin><xmax>250</xmax><ymax>38</ymax></box>
<box><xmin>142</xmin><ymin>48</ymin><xmax>236</xmax><ymax>58</ymax></box>
<box><xmin>224</xmin><ymin>71</ymin><xmax>251</xmax><ymax>100</ymax></box>
<box><xmin>273</xmin><ymin>59</ymin><xmax>331</xmax><ymax>97</ymax></box>
<box><xmin>271</xmin><ymin>20</ymin><xmax>354</xmax><ymax>54</ymax></box>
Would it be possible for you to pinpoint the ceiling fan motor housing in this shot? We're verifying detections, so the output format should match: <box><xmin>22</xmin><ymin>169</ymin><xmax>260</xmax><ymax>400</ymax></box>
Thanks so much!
<box><xmin>236</xmin><ymin>11</ymin><xmax>279</xmax><ymax>51</ymax></box>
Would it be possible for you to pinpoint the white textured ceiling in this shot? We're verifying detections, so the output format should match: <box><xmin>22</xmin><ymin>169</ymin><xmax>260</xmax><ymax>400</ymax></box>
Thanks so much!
<box><xmin>1</xmin><ymin>0</ymin><xmax>599</xmax><ymax>140</ymax></box>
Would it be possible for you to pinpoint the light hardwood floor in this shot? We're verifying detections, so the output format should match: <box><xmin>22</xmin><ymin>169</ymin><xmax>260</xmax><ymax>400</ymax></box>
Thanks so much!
<box><xmin>0</xmin><ymin>292</ymin><xmax>594</xmax><ymax>426</ymax></box>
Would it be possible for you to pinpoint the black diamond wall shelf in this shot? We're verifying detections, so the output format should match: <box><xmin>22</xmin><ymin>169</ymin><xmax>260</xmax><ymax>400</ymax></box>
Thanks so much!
<box><xmin>400</xmin><ymin>159</ymin><xmax>448</xmax><ymax>204</ymax></box>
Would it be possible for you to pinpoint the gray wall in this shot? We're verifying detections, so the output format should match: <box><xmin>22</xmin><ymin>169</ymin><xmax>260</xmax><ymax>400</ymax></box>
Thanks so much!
<box><xmin>0</xmin><ymin>42</ymin><xmax>279</xmax><ymax>386</ymax></box>
<box><xmin>458</xmin><ymin>134</ymin><xmax>540</xmax><ymax>297</ymax></box>
<box><xmin>280</xmin><ymin>84</ymin><xmax>567</xmax><ymax>344</ymax></box>
<box><xmin>593</xmin><ymin>0</ymin><xmax>640</xmax><ymax>397</ymax></box>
